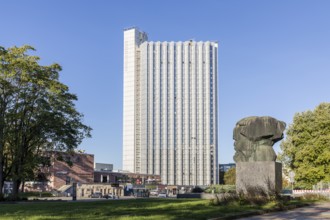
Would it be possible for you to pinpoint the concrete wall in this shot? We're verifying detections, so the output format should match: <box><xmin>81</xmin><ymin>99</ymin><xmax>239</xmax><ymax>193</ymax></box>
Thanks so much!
<box><xmin>236</xmin><ymin>161</ymin><xmax>282</xmax><ymax>194</ymax></box>
<box><xmin>77</xmin><ymin>183</ymin><xmax>124</xmax><ymax>198</ymax></box>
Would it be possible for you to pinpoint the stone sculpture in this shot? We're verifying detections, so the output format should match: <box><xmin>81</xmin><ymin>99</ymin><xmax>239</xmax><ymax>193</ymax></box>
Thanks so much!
<box><xmin>233</xmin><ymin>116</ymin><xmax>286</xmax><ymax>162</ymax></box>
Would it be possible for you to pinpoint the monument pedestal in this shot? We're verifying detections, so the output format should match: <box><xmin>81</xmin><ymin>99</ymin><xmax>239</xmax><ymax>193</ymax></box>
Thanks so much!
<box><xmin>236</xmin><ymin>161</ymin><xmax>282</xmax><ymax>194</ymax></box>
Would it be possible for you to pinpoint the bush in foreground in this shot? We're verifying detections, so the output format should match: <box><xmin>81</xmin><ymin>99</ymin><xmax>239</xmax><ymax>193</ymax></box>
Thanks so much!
<box><xmin>297</xmin><ymin>193</ymin><xmax>330</xmax><ymax>201</ymax></box>
<box><xmin>210</xmin><ymin>186</ymin><xmax>280</xmax><ymax>207</ymax></box>
<box><xmin>205</xmin><ymin>185</ymin><xmax>236</xmax><ymax>194</ymax></box>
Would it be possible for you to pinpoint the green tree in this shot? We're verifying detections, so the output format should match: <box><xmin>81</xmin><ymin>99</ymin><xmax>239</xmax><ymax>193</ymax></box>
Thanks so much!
<box><xmin>279</xmin><ymin>103</ymin><xmax>330</xmax><ymax>189</ymax></box>
<box><xmin>224</xmin><ymin>167</ymin><xmax>236</xmax><ymax>185</ymax></box>
<box><xmin>0</xmin><ymin>45</ymin><xmax>91</xmax><ymax>199</ymax></box>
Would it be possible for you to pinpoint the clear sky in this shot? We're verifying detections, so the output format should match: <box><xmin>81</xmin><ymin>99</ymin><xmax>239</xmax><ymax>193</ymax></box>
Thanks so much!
<box><xmin>1</xmin><ymin>0</ymin><xmax>330</xmax><ymax>169</ymax></box>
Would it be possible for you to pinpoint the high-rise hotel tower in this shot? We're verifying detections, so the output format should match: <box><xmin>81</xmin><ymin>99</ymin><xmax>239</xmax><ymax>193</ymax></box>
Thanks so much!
<box><xmin>123</xmin><ymin>28</ymin><xmax>218</xmax><ymax>185</ymax></box>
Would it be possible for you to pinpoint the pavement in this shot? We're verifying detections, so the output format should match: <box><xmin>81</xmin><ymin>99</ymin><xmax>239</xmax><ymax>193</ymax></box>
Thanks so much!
<box><xmin>238</xmin><ymin>202</ymin><xmax>330</xmax><ymax>220</ymax></box>
<box><xmin>27</xmin><ymin>196</ymin><xmax>137</xmax><ymax>202</ymax></box>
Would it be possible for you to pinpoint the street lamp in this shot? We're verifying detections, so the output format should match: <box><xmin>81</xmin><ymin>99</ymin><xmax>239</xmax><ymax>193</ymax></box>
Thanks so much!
<box><xmin>191</xmin><ymin>137</ymin><xmax>197</xmax><ymax>185</ymax></box>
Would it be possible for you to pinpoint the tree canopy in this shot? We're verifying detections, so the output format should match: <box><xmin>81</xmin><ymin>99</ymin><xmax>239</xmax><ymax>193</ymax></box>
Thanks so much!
<box><xmin>0</xmin><ymin>45</ymin><xmax>91</xmax><ymax>199</ymax></box>
<box><xmin>224</xmin><ymin>167</ymin><xmax>236</xmax><ymax>185</ymax></box>
<box><xmin>279</xmin><ymin>103</ymin><xmax>330</xmax><ymax>189</ymax></box>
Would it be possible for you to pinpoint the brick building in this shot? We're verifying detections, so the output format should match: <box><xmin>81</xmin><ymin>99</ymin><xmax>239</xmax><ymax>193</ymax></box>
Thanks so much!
<box><xmin>46</xmin><ymin>151</ymin><xmax>94</xmax><ymax>190</ymax></box>
<box><xmin>38</xmin><ymin>151</ymin><xmax>161</xmax><ymax>192</ymax></box>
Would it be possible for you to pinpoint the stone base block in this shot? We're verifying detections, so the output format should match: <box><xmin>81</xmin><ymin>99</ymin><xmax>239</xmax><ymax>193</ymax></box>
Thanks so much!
<box><xmin>236</xmin><ymin>162</ymin><xmax>282</xmax><ymax>194</ymax></box>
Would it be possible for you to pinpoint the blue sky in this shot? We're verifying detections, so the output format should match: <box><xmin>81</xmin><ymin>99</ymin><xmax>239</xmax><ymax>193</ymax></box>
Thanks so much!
<box><xmin>1</xmin><ymin>0</ymin><xmax>330</xmax><ymax>169</ymax></box>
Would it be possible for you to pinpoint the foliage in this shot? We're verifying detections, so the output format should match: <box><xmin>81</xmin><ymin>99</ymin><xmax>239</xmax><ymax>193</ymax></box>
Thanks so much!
<box><xmin>236</xmin><ymin>186</ymin><xmax>279</xmax><ymax>206</ymax></box>
<box><xmin>209</xmin><ymin>193</ymin><xmax>238</xmax><ymax>206</ymax></box>
<box><xmin>279</xmin><ymin>103</ymin><xmax>330</xmax><ymax>189</ymax></box>
<box><xmin>0</xmin><ymin>45</ymin><xmax>91</xmax><ymax>199</ymax></box>
<box><xmin>210</xmin><ymin>192</ymin><xmax>275</xmax><ymax>207</ymax></box>
<box><xmin>282</xmin><ymin>176</ymin><xmax>291</xmax><ymax>190</ymax></box>
<box><xmin>208</xmin><ymin>186</ymin><xmax>322</xmax><ymax>212</ymax></box>
<box><xmin>204</xmin><ymin>185</ymin><xmax>236</xmax><ymax>194</ymax></box>
<box><xmin>145</xmin><ymin>184</ymin><xmax>157</xmax><ymax>190</ymax></box>
<box><xmin>297</xmin><ymin>193</ymin><xmax>330</xmax><ymax>201</ymax></box>
<box><xmin>20</xmin><ymin>191</ymin><xmax>54</xmax><ymax>198</ymax></box>
<box><xmin>224</xmin><ymin>167</ymin><xmax>236</xmax><ymax>185</ymax></box>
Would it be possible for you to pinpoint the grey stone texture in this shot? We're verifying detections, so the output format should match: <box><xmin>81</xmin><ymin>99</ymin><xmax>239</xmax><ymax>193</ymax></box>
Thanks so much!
<box><xmin>233</xmin><ymin>116</ymin><xmax>286</xmax><ymax>162</ymax></box>
<box><xmin>236</xmin><ymin>162</ymin><xmax>282</xmax><ymax>194</ymax></box>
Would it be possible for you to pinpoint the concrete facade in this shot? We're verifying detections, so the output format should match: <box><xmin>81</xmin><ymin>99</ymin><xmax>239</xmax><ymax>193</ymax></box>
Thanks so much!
<box><xmin>219</xmin><ymin>163</ymin><xmax>236</xmax><ymax>172</ymax></box>
<box><xmin>77</xmin><ymin>183</ymin><xmax>124</xmax><ymax>198</ymax></box>
<box><xmin>123</xmin><ymin>27</ymin><xmax>219</xmax><ymax>185</ymax></box>
<box><xmin>236</xmin><ymin>161</ymin><xmax>282</xmax><ymax>194</ymax></box>
<box><xmin>94</xmin><ymin>171</ymin><xmax>161</xmax><ymax>185</ymax></box>
<box><xmin>95</xmin><ymin>163</ymin><xmax>113</xmax><ymax>171</ymax></box>
<box><xmin>123</xmin><ymin>28</ymin><xmax>148</xmax><ymax>173</ymax></box>
<box><xmin>94</xmin><ymin>171</ymin><xmax>122</xmax><ymax>183</ymax></box>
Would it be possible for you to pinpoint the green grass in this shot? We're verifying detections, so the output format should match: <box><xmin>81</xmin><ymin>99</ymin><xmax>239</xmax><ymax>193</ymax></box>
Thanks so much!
<box><xmin>0</xmin><ymin>198</ymin><xmax>312</xmax><ymax>220</ymax></box>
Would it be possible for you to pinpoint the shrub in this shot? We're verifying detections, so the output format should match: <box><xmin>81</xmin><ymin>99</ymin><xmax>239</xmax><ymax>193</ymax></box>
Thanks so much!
<box><xmin>300</xmin><ymin>193</ymin><xmax>330</xmax><ymax>201</ymax></box>
<box><xmin>20</xmin><ymin>192</ymin><xmax>54</xmax><ymax>198</ymax></box>
<box><xmin>145</xmin><ymin>184</ymin><xmax>157</xmax><ymax>190</ymax></box>
<box><xmin>237</xmin><ymin>185</ymin><xmax>280</xmax><ymax>205</ymax></box>
<box><xmin>209</xmin><ymin>193</ymin><xmax>239</xmax><ymax>206</ymax></box>
<box><xmin>205</xmin><ymin>185</ymin><xmax>236</xmax><ymax>194</ymax></box>
<box><xmin>209</xmin><ymin>185</ymin><xmax>282</xmax><ymax>206</ymax></box>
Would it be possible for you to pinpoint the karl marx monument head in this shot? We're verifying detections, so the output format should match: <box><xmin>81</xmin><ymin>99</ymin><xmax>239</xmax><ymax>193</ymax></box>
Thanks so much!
<box><xmin>233</xmin><ymin>116</ymin><xmax>286</xmax><ymax>162</ymax></box>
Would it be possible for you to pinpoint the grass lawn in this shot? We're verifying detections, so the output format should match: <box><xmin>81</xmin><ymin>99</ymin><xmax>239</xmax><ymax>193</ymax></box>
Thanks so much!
<box><xmin>0</xmin><ymin>198</ymin><xmax>310</xmax><ymax>220</ymax></box>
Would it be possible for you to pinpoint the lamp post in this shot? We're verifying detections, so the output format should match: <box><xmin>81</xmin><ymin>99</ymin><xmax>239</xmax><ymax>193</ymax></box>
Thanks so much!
<box><xmin>191</xmin><ymin>137</ymin><xmax>197</xmax><ymax>185</ymax></box>
<box><xmin>72</xmin><ymin>180</ymin><xmax>77</xmax><ymax>201</ymax></box>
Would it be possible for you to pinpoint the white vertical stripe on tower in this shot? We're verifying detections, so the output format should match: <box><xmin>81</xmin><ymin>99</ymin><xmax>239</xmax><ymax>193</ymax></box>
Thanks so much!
<box><xmin>183</xmin><ymin>42</ymin><xmax>189</xmax><ymax>185</ymax></box>
<box><xmin>205</xmin><ymin>42</ymin><xmax>211</xmax><ymax>184</ymax></box>
<box><xmin>154</xmin><ymin>42</ymin><xmax>161</xmax><ymax>175</ymax></box>
<box><xmin>190</xmin><ymin>42</ymin><xmax>197</xmax><ymax>185</ymax></box>
<box><xmin>197</xmin><ymin>42</ymin><xmax>204</xmax><ymax>185</ymax></box>
<box><xmin>140</xmin><ymin>42</ymin><xmax>148</xmax><ymax>174</ymax></box>
<box><xmin>214</xmin><ymin>43</ymin><xmax>219</xmax><ymax>184</ymax></box>
<box><xmin>168</xmin><ymin>42</ymin><xmax>175</xmax><ymax>185</ymax></box>
<box><xmin>123</xmin><ymin>29</ymin><xmax>137</xmax><ymax>172</ymax></box>
<box><xmin>161</xmin><ymin>42</ymin><xmax>168</xmax><ymax>183</ymax></box>
<box><xmin>176</xmin><ymin>42</ymin><xmax>183</xmax><ymax>185</ymax></box>
<box><xmin>148</xmin><ymin>42</ymin><xmax>154</xmax><ymax>174</ymax></box>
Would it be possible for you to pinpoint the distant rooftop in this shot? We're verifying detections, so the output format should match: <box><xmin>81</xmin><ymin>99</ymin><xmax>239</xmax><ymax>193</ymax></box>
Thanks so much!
<box><xmin>123</xmin><ymin>26</ymin><xmax>139</xmax><ymax>31</ymax></box>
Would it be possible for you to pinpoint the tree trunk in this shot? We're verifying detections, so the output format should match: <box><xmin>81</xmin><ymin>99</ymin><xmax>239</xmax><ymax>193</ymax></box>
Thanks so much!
<box><xmin>0</xmin><ymin>165</ymin><xmax>4</xmax><ymax>200</ymax></box>
<box><xmin>21</xmin><ymin>180</ymin><xmax>25</xmax><ymax>193</ymax></box>
<box><xmin>0</xmin><ymin>126</ymin><xmax>4</xmax><ymax>199</ymax></box>
<box><xmin>12</xmin><ymin>179</ymin><xmax>20</xmax><ymax>200</ymax></box>
<box><xmin>11</xmin><ymin>160</ymin><xmax>21</xmax><ymax>200</ymax></box>
<box><xmin>0</xmin><ymin>100</ymin><xmax>6</xmax><ymax>200</ymax></box>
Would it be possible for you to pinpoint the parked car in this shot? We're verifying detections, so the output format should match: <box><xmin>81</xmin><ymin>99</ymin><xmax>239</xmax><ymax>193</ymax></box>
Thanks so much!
<box><xmin>103</xmin><ymin>194</ymin><xmax>115</xmax><ymax>199</ymax></box>
<box><xmin>150</xmin><ymin>191</ymin><xmax>158</xmax><ymax>196</ymax></box>
<box><xmin>158</xmin><ymin>193</ymin><xmax>167</xmax><ymax>198</ymax></box>
<box><xmin>90</xmin><ymin>192</ymin><xmax>102</xmax><ymax>198</ymax></box>
<box><xmin>280</xmin><ymin>189</ymin><xmax>293</xmax><ymax>197</ymax></box>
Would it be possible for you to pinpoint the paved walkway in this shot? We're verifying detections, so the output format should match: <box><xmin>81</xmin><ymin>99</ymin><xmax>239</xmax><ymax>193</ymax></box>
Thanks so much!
<box><xmin>239</xmin><ymin>202</ymin><xmax>330</xmax><ymax>220</ymax></box>
<box><xmin>27</xmin><ymin>196</ymin><xmax>136</xmax><ymax>202</ymax></box>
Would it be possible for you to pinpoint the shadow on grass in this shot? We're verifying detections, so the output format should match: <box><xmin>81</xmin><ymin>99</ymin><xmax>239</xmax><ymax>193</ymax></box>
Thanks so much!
<box><xmin>0</xmin><ymin>199</ymin><xmax>248</xmax><ymax>220</ymax></box>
